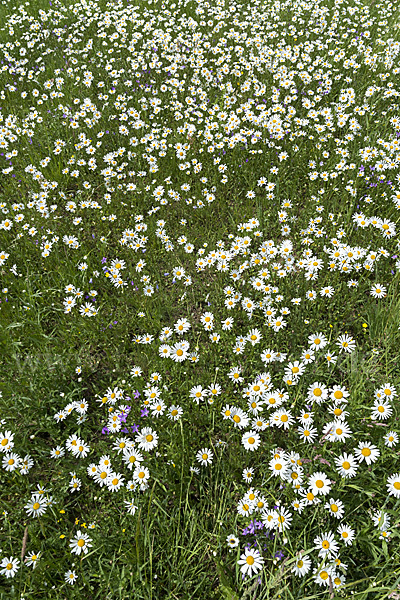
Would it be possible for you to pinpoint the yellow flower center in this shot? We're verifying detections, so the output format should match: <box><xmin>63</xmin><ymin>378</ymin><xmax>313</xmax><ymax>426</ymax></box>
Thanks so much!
<box><xmin>246</xmin><ymin>556</ymin><xmax>255</xmax><ymax>565</ymax></box>
<box><xmin>320</xmin><ymin>571</ymin><xmax>329</xmax><ymax>580</ymax></box>
<box><xmin>77</xmin><ymin>539</ymin><xmax>85</xmax><ymax>547</ymax></box>
<box><xmin>361</xmin><ymin>448</ymin><xmax>371</xmax><ymax>457</ymax></box>
<box><xmin>33</xmin><ymin>502</ymin><xmax>40</xmax><ymax>510</ymax></box>
<box><xmin>248</xmin><ymin>437</ymin><xmax>255</xmax><ymax>444</ymax></box>
<box><xmin>146</xmin><ymin>435</ymin><xmax>153</xmax><ymax>442</ymax></box>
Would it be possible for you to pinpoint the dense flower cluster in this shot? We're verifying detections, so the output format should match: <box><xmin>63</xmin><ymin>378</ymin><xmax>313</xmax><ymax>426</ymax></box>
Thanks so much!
<box><xmin>0</xmin><ymin>0</ymin><xmax>399</xmax><ymax>592</ymax></box>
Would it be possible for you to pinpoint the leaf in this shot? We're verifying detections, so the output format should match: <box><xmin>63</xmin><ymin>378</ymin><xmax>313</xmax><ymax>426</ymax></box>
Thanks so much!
<box><xmin>216</xmin><ymin>560</ymin><xmax>239</xmax><ymax>600</ymax></box>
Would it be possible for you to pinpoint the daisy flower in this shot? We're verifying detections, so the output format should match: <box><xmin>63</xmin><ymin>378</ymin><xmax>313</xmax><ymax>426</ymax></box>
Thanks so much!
<box><xmin>285</xmin><ymin>360</ymin><xmax>306</xmax><ymax>379</ymax></box>
<box><xmin>371</xmin><ymin>399</ymin><xmax>392</xmax><ymax>420</ymax></box>
<box><xmin>0</xmin><ymin>556</ymin><xmax>20</xmax><ymax>578</ymax></box>
<box><xmin>314</xmin><ymin>531</ymin><xmax>339</xmax><ymax>558</ymax></box>
<box><xmin>337</xmin><ymin>523</ymin><xmax>355</xmax><ymax>546</ymax></box>
<box><xmin>99</xmin><ymin>455</ymin><xmax>112</xmax><ymax>470</ymax></box>
<box><xmin>2</xmin><ymin>452</ymin><xmax>21</xmax><ymax>472</ymax></box>
<box><xmin>174</xmin><ymin>318</ymin><xmax>191</xmax><ymax>335</ymax></box>
<box><xmin>336</xmin><ymin>334</ymin><xmax>356</xmax><ymax>354</ymax></box>
<box><xmin>384</xmin><ymin>431</ymin><xmax>398</xmax><ymax>448</ymax></box>
<box><xmin>208</xmin><ymin>383</ymin><xmax>222</xmax><ymax>398</ymax></box>
<box><xmin>269</xmin><ymin>456</ymin><xmax>288</xmax><ymax>478</ymax></box>
<box><xmin>226</xmin><ymin>535</ymin><xmax>239</xmax><ymax>549</ymax></box>
<box><xmin>301</xmin><ymin>348</ymin><xmax>316</xmax><ymax>364</ymax></box>
<box><xmin>124</xmin><ymin>500</ymin><xmax>138</xmax><ymax>516</ymax></box>
<box><xmin>324</xmin><ymin>420</ymin><xmax>353</xmax><ymax>442</ymax></box>
<box><xmin>24</xmin><ymin>494</ymin><xmax>48</xmax><ymax>518</ymax></box>
<box><xmin>334</xmin><ymin>453</ymin><xmax>358</xmax><ymax>478</ymax></box>
<box><xmin>325</xmin><ymin>351</ymin><xmax>338</xmax><ymax>366</ymax></box>
<box><xmin>377</xmin><ymin>382</ymin><xmax>397</xmax><ymax>399</ymax></box>
<box><xmin>65</xmin><ymin>570</ymin><xmax>78</xmax><ymax>585</ymax></box>
<box><xmin>106</xmin><ymin>472</ymin><xmax>125</xmax><ymax>492</ymax></box>
<box><xmin>237</xmin><ymin>547</ymin><xmax>264</xmax><ymax>578</ymax></box>
<box><xmin>247</xmin><ymin>328</ymin><xmax>262</xmax><ymax>346</ymax></box>
<box><xmin>190</xmin><ymin>385</ymin><xmax>208</xmax><ymax>404</ymax></box>
<box><xmin>167</xmin><ymin>405</ymin><xmax>183</xmax><ymax>421</ymax></box>
<box><xmin>292</xmin><ymin>554</ymin><xmax>312</xmax><ymax>577</ymax></box>
<box><xmin>298</xmin><ymin>426</ymin><xmax>318</xmax><ymax>443</ymax></box>
<box><xmin>292</xmin><ymin>499</ymin><xmax>306</xmax><ymax>513</ymax></box>
<box><xmin>332</xmin><ymin>573</ymin><xmax>346</xmax><ymax>589</ymax></box>
<box><xmin>0</xmin><ymin>430</ymin><xmax>14</xmax><ymax>453</ymax></box>
<box><xmin>300</xmin><ymin>489</ymin><xmax>321</xmax><ymax>506</ymax></box>
<box><xmin>272</xmin><ymin>409</ymin><xmax>295</xmax><ymax>430</ymax></box>
<box><xmin>222</xmin><ymin>317</ymin><xmax>234</xmax><ymax>330</ymax></box>
<box><xmin>70</xmin><ymin>441</ymin><xmax>90</xmax><ymax>459</ymax></box>
<box><xmin>320</xmin><ymin>286</ymin><xmax>335</xmax><ymax>298</ymax></box>
<box><xmin>308</xmin><ymin>332</ymin><xmax>328</xmax><ymax>351</ymax></box>
<box><xmin>324</xmin><ymin>498</ymin><xmax>345</xmax><ymax>519</ymax></box>
<box><xmin>370</xmin><ymin>283</ymin><xmax>387</xmax><ymax>298</ymax></box>
<box><xmin>309</xmin><ymin>472</ymin><xmax>332</xmax><ymax>495</ymax></box>
<box><xmin>227</xmin><ymin>366</ymin><xmax>243</xmax><ymax>384</ymax></box>
<box><xmin>307</xmin><ymin>382</ymin><xmax>329</xmax><ymax>404</ymax></box>
<box><xmin>330</xmin><ymin>386</ymin><xmax>350</xmax><ymax>403</ymax></box>
<box><xmin>298</xmin><ymin>411</ymin><xmax>314</xmax><ymax>426</ymax></box>
<box><xmin>196</xmin><ymin>448</ymin><xmax>214</xmax><ymax>466</ymax></box>
<box><xmin>242</xmin><ymin>468</ymin><xmax>254</xmax><ymax>482</ymax></box>
<box><xmin>386</xmin><ymin>473</ymin><xmax>400</xmax><ymax>498</ymax></box>
<box><xmin>314</xmin><ymin>565</ymin><xmax>335</xmax><ymax>587</ymax></box>
<box><xmin>135</xmin><ymin>427</ymin><xmax>158</xmax><ymax>451</ymax></box>
<box><xmin>122</xmin><ymin>447</ymin><xmax>144</xmax><ymax>470</ymax></box>
<box><xmin>242</xmin><ymin>430</ymin><xmax>261</xmax><ymax>451</ymax></box>
<box><xmin>169</xmin><ymin>343</ymin><xmax>188</xmax><ymax>362</ymax></box>
<box><xmin>273</xmin><ymin>507</ymin><xmax>293</xmax><ymax>531</ymax></box>
<box><xmin>133</xmin><ymin>466</ymin><xmax>150</xmax><ymax>485</ymax></box>
<box><xmin>25</xmin><ymin>551</ymin><xmax>41</xmax><ymax>569</ymax></box>
<box><xmin>354</xmin><ymin>441</ymin><xmax>380</xmax><ymax>465</ymax></box>
<box><xmin>69</xmin><ymin>531</ymin><xmax>93</xmax><ymax>556</ymax></box>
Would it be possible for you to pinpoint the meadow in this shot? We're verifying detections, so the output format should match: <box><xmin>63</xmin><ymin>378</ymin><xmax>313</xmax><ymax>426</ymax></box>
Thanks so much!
<box><xmin>0</xmin><ymin>0</ymin><xmax>400</xmax><ymax>597</ymax></box>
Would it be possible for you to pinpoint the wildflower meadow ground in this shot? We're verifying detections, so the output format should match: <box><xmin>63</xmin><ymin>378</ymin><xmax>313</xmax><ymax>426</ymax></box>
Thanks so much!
<box><xmin>0</xmin><ymin>0</ymin><xmax>400</xmax><ymax>597</ymax></box>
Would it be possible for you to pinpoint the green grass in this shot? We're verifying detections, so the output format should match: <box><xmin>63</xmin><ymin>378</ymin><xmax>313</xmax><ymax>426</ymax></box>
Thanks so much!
<box><xmin>1</xmin><ymin>0</ymin><xmax>400</xmax><ymax>597</ymax></box>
